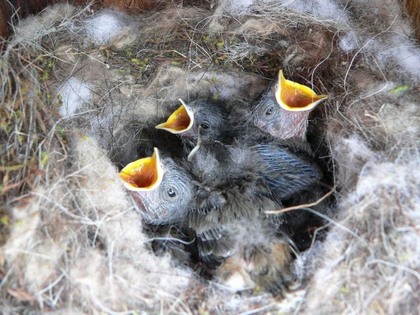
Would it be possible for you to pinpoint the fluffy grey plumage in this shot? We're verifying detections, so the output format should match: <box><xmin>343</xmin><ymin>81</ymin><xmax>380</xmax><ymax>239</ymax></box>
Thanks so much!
<box><xmin>118</xmin><ymin>135</ymin><xmax>312</xmax><ymax>294</ymax></box>
<box><xmin>184</xmin><ymin>138</ymin><xmax>323</xmax><ymax>294</ymax></box>
<box><xmin>179</xmin><ymin>99</ymin><xmax>228</xmax><ymax>143</ymax></box>
<box><xmin>187</xmin><ymin>172</ymin><xmax>295</xmax><ymax>295</ymax></box>
<box><xmin>4</xmin><ymin>1</ymin><xmax>418</xmax><ymax>314</ymax></box>
<box><xmin>188</xmin><ymin>139</ymin><xmax>321</xmax><ymax>203</ymax></box>
<box><xmin>213</xmin><ymin>215</ymin><xmax>294</xmax><ymax>295</ymax></box>
<box><xmin>155</xmin><ymin>98</ymin><xmax>326</xmax><ymax>271</ymax></box>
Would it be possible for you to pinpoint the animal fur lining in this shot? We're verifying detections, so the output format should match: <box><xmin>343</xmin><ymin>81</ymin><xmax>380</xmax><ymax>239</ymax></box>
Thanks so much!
<box><xmin>0</xmin><ymin>1</ymin><xmax>418</xmax><ymax>314</ymax></box>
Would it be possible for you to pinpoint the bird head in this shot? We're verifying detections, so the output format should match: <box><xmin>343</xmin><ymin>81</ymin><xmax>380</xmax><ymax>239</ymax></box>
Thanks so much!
<box><xmin>119</xmin><ymin>147</ymin><xmax>196</xmax><ymax>225</ymax></box>
<box><xmin>250</xmin><ymin>70</ymin><xmax>328</xmax><ymax>140</ymax></box>
<box><xmin>156</xmin><ymin>99</ymin><xmax>227</xmax><ymax>144</ymax></box>
<box><xmin>274</xmin><ymin>70</ymin><xmax>328</xmax><ymax>112</ymax></box>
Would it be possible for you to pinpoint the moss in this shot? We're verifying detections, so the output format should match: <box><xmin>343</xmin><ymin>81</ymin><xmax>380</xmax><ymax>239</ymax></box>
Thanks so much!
<box><xmin>0</xmin><ymin>208</ymin><xmax>11</xmax><ymax>245</ymax></box>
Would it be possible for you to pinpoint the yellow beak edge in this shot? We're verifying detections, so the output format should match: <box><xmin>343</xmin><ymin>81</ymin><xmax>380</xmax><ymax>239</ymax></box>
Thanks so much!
<box><xmin>119</xmin><ymin>147</ymin><xmax>163</xmax><ymax>191</ymax></box>
<box><xmin>155</xmin><ymin>99</ymin><xmax>194</xmax><ymax>134</ymax></box>
<box><xmin>275</xmin><ymin>70</ymin><xmax>328</xmax><ymax>112</ymax></box>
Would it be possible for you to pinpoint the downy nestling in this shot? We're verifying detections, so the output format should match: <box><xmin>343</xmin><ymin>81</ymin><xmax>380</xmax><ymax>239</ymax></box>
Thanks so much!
<box><xmin>248</xmin><ymin>69</ymin><xmax>327</xmax><ymax>141</ymax></box>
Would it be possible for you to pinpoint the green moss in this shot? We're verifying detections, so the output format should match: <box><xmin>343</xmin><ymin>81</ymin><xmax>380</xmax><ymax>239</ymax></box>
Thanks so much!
<box><xmin>215</xmin><ymin>40</ymin><xmax>225</xmax><ymax>49</ymax></box>
<box><xmin>390</xmin><ymin>85</ymin><xmax>410</xmax><ymax>94</ymax></box>
<box><xmin>212</xmin><ymin>92</ymin><xmax>221</xmax><ymax>100</ymax></box>
<box><xmin>339</xmin><ymin>286</ymin><xmax>349</xmax><ymax>294</ymax></box>
<box><xmin>0</xmin><ymin>215</ymin><xmax>10</xmax><ymax>226</ymax></box>
<box><xmin>40</xmin><ymin>151</ymin><xmax>49</xmax><ymax>167</ymax></box>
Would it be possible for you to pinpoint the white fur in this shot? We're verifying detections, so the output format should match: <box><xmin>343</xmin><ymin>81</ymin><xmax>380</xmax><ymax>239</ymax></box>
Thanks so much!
<box><xmin>3</xmin><ymin>1</ymin><xmax>419</xmax><ymax>314</ymax></box>
<box><xmin>57</xmin><ymin>77</ymin><xmax>92</xmax><ymax>117</ymax></box>
<box><xmin>85</xmin><ymin>12</ymin><xmax>126</xmax><ymax>45</ymax></box>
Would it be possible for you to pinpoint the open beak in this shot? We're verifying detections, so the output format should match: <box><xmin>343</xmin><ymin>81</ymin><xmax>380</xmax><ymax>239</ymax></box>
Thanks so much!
<box><xmin>275</xmin><ymin>70</ymin><xmax>328</xmax><ymax>112</ymax></box>
<box><xmin>155</xmin><ymin>99</ymin><xmax>194</xmax><ymax>134</ymax></box>
<box><xmin>119</xmin><ymin>147</ymin><xmax>163</xmax><ymax>191</ymax></box>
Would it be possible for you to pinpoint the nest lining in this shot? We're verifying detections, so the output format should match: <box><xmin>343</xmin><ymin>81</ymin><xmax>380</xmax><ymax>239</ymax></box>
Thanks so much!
<box><xmin>0</xmin><ymin>1</ymin><xmax>419</xmax><ymax>314</ymax></box>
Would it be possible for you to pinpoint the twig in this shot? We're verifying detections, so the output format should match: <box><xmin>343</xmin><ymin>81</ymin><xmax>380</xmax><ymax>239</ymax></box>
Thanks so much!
<box><xmin>265</xmin><ymin>186</ymin><xmax>335</xmax><ymax>214</ymax></box>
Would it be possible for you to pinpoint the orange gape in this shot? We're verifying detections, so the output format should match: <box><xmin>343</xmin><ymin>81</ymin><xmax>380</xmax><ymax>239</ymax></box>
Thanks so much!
<box><xmin>156</xmin><ymin>105</ymin><xmax>191</xmax><ymax>132</ymax></box>
<box><xmin>120</xmin><ymin>159</ymin><xmax>157</xmax><ymax>189</ymax></box>
<box><xmin>119</xmin><ymin>148</ymin><xmax>163</xmax><ymax>191</ymax></box>
<box><xmin>276</xmin><ymin>70</ymin><xmax>327</xmax><ymax>112</ymax></box>
<box><xmin>281</xmin><ymin>86</ymin><xmax>324</xmax><ymax>109</ymax></box>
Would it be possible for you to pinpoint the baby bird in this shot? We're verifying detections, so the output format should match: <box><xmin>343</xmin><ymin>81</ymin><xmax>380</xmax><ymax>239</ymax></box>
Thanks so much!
<box><xmin>212</xmin><ymin>215</ymin><xmax>294</xmax><ymax>296</ymax></box>
<box><xmin>156</xmin><ymin>98</ymin><xmax>330</xmax><ymax>260</ymax></box>
<box><xmin>118</xmin><ymin>147</ymin><xmax>296</xmax><ymax>295</ymax></box>
<box><xmin>155</xmin><ymin>99</ymin><xmax>229</xmax><ymax>153</ymax></box>
<box><xmin>248</xmin><ymin>70</ymin><xmax>328</xmax><ymax>141</ymax></box>
<box><xmin>185</xmin><ymin>142</ymin><xmax>301</xmax><ymax>295</ymax></box>
<box><xmin>189</xmin><ymin>139</ymin><xmax>321</xmax><ymax>204</ymax></box>
<box><xmin>119</xmin><ymin>97</ymin><xmax>326</xmax><ymax>295</ymax></box>
<box><xmin>119</xmin><ymin>147</ymin><xmax>195</xmax><ymax>225</ymax></box>
<box><xmin>156</xmin><ymin>99</ymin><xmax>322</xmax><ymax>203</ymax></box>
<box><xmin>119</xmin><ymin>147</ymin><xmax>204</xmax><ymax>270</ymax></box>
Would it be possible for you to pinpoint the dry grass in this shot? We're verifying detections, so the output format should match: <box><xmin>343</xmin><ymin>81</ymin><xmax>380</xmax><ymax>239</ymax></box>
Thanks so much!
<box><xmin>0</xmin><ymin>1</ymin><xmax>419</xmax><ymax>314</ymax></box>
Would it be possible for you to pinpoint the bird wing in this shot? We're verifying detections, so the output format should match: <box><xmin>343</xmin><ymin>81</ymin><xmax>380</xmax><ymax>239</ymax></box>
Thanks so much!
<box><xmin>195</xmin><ymin>225</ymin><xmax>236</xmax><ymax>269</ymax></box>
<box><xmin>255</xmin><ymin>143</ymin><xmax>322</xmax><ymax>200</ymax></box>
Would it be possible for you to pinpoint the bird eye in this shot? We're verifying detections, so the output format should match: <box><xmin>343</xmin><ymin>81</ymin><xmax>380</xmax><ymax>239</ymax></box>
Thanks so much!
<box><xmin>265</xmin><ymin>107</ymin><xmax>274</xmax><ymax>116</ymax></box>
<box><xmin>167</xmin><ymin>187</ymin><xmax>177</xmax><ymax>198</ymax></box>
<box><xmin>200</xmin><ymin>122</ymin><xmax>210</xmax><ymax>130</ymax></box>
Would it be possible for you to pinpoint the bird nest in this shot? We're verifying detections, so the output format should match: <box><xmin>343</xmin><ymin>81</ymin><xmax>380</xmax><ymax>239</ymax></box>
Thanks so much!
<box><xmin>0</xmin><ymin>1</ymin><xmax>419</xmax><ymax>314</ymax></box>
